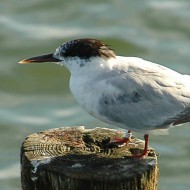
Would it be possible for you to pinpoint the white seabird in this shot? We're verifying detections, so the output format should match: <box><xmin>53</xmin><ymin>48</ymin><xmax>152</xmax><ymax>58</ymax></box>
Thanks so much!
<box><xmin>19</xmin><ymin>38</ymin><xmax>190</xmax><ymax>157</ymax></box>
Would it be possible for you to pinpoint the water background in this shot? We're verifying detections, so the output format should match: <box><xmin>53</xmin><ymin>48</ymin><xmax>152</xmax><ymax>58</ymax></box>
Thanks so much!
<box><xmin>1</xmin><ymin>0</ymin><xmax>190</xmax><ymax>189</ymax></box>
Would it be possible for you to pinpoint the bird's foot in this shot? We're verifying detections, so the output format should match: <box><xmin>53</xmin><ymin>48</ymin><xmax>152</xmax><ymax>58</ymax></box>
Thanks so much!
<box><xmin>128</xmin><ymin>134</ymin><xmax>149</xmax><ymax>158</ymax></box>
<box><xmin>108</xmin><ymin>130</ymin><xmax>132</xmax><ymax>147</ymax></box>
<box><xmin>107</xmin><ymin>132</ymin><xmax>149</xmax><ymax>158</ymax></box>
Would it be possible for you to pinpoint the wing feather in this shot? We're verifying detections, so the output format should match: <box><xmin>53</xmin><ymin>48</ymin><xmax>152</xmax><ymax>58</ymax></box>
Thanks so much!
<box><xmin>98</xmin><ymin>57</ymin><xmax>190</xmax><ymax>132</ymax></box>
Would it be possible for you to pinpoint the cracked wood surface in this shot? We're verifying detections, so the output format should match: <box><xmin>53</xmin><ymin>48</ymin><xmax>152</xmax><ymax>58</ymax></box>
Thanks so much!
<box><xmin>21</xmin><ymin>126</ymin><xmax>159</xmax><ymax>190</ymax></box>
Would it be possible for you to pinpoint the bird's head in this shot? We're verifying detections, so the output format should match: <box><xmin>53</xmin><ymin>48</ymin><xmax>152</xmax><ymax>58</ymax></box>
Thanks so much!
<box><xmin>19</xmin><ymin>38</ymin><xmax>116</xmax><ymax>73</ymax></box>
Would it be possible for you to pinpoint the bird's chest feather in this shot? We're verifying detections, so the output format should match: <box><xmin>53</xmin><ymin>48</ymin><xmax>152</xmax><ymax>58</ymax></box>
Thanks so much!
<box><xmin>69</xmin><ymin>72</ymin><xmax>122</xmax><ymax>118</ymax></box>
<box><xmin>69</xmin><ymin>75</ymin><xmax>105</xmax><ymax>115</ymax></box>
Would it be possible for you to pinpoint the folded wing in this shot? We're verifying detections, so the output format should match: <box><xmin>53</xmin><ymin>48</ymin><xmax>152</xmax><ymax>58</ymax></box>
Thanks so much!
<box><xmin>98</xmin><ymin>57</ymin><xmax>190</xmax><ymax>132</ymax></box>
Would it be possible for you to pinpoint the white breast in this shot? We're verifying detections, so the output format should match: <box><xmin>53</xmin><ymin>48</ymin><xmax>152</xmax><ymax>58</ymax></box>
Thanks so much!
<box><xmin>69</xmin><ymin>57</ymin><xmax>120</xmax><ymax>119</ymax></box>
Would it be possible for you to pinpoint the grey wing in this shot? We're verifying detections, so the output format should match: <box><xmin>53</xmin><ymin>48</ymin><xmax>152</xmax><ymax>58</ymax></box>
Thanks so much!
<box><xmin>98</xmin><ymin>64</ymin><xmax>190</xmax><ymax>132</ymax></box>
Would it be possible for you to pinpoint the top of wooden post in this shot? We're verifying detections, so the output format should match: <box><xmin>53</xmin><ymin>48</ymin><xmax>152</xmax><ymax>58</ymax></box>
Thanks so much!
<box><xmin>21</xmin><ymin>126</ymin><xmax>159</xmax><ymax>190</ymax></box>
<box><xmin>22</xmin><ymin>126</ymin><xmax>156</xmax><ymax>160</ymax></box>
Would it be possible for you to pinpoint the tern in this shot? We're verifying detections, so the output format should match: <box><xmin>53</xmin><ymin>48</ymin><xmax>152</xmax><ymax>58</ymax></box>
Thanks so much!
<box><xmin>19</xmin><ymin>38</ymin><xmax>190</xmax><ymax>157</ymax></box>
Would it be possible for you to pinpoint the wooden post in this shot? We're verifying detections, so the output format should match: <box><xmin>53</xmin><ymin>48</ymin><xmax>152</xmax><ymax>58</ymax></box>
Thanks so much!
<box><xmin>20</xmin><ymin>126</ymin><xmax>159</xmax><ymax>190</ymax></box>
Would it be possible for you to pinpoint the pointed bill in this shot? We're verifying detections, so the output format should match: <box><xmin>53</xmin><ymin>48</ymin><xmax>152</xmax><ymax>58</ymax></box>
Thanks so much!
<box><xmin>19</xmin><ymin>53</ymin><xmax>60</xmax><ymax>64</ymax></box>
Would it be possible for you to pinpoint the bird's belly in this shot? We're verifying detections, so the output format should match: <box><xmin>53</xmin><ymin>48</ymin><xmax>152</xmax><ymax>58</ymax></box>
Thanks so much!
<box><xmin>69</xmin><ymin>78</ymin><xmax>132</xmax><ymax>130</ymax></box>
<box><xmin>70</xmin><ymin>78</ymin><xmax>150</xmax><ymax>132</ymax></box>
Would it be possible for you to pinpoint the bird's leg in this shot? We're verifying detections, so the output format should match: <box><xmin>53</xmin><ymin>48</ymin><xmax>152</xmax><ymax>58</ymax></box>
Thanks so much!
<box><xmin>129</xmin><ymin>134</ymin><xmax>149</xmax><ymax>158</ymax></box>
<box><xmin>143</xmin><ymin>134</ymin><xmax>149</xmax><ymax>155</ymax></box>
<box><xmin>109</xmin><ymin>130</ymin><xmax>132</xmax><ymax>147</ymax></box>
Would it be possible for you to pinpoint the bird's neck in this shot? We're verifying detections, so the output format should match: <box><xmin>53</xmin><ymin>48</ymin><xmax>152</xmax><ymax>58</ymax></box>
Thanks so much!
<box><xmin>65</xmin><ymin>57</ymin><xmax>117</xmax><ymax>76</ymax></box>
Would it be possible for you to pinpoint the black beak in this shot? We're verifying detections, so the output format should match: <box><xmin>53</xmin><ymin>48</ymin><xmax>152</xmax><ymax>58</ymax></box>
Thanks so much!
<box><xmin>19</xmin><ymin>53</ymin><xmax>60</xmax><ymax>64</ymax></box>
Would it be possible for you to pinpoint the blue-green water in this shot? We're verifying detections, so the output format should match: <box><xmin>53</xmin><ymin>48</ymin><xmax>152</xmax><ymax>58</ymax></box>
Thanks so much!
<box><xmin>1</xmin><ymin>0</ymin><xmax>190</xmax><ymax>189</ymax></box>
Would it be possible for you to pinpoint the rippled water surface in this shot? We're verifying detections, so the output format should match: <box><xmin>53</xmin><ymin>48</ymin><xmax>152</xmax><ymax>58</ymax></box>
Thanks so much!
<box><xmin>1</xmin><ymin>0</ymin><xmax>190</xmax><ymax>189</ymax></box>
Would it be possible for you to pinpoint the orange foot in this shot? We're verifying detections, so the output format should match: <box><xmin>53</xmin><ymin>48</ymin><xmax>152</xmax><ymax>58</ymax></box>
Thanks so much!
<box><xmin>109</xmin><ymin>130</ymin><xmax>132</xmax><ymax>147</ymax></box>
<box><xmin>128</xmin><ymin>134</ymin><xmax>149</xmax><ymax>158</ymax></box>
<box><xmin>108</xmin><ymin>131</ymin><xmax>149</xmax><ymax>158</ymax></box>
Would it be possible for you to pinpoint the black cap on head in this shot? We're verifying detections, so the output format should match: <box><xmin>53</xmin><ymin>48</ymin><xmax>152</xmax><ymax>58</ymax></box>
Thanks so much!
<box><xmin>58</xmin><ymin>38</ymin><xmax>116</xmax><ymax>59</ymax></box>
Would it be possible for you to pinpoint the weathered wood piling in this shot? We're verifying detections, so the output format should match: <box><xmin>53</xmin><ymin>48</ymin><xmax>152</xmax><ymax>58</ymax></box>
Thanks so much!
<box><xmin>20</xmin><ymin>126</ymin><xmax>159</xmax><ymax>190</ymax></box>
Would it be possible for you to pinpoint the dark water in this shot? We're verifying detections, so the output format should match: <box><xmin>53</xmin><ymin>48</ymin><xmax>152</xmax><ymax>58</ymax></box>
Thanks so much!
<box><xmin>1</xmin><ymin>0</ymin><xmax>190</xmax><ymax>189</ymax></box>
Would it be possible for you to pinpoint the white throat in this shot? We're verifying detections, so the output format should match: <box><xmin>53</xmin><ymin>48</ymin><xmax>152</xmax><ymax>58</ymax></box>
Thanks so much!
<box><xmin>61</xmin><ymin>56</ymin><xmax>116</xmax><ymax>76</ymax></box>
